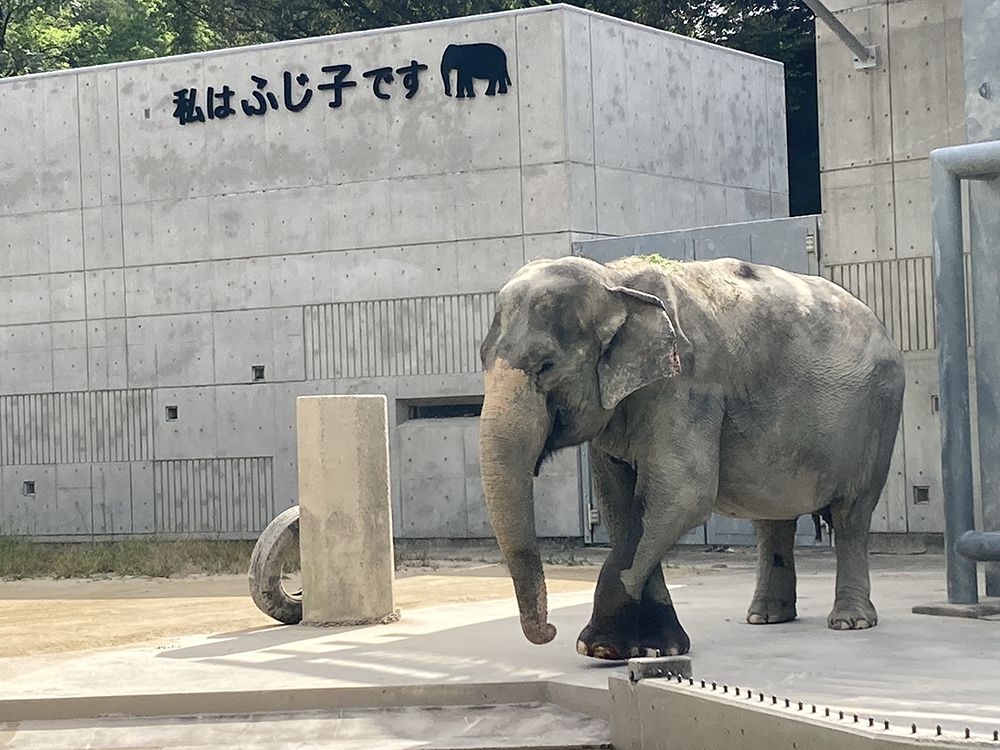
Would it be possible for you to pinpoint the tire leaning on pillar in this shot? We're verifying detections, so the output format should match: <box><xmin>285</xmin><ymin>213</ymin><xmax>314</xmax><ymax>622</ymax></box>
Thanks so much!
<box><xmin>248</xmin><ymin>505</ymin><xmax>303</xmax><ymax>624</ymax></box>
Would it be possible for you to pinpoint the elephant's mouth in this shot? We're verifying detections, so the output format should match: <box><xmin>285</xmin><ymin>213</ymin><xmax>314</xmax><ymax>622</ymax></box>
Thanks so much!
<box><xmin>533</xmin><ymin>405</ymin><xmax>570</xmax><ymax>476</ymax></box>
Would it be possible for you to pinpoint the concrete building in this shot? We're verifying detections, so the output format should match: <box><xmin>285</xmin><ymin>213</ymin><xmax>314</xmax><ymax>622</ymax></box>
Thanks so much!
<box><xmin>0</xmin><ymin>5</ymin><xmax>789</xmax><ymax>539</ymax></box>
<box><xmin>812</xmin><ymin>0</ymin><xmax>999</xmax><ymax>540</ymax></box>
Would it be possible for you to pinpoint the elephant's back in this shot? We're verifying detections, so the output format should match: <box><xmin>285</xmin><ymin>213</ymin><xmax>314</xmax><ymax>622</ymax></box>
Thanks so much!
<box><xmin>610</xmin><ymin>256</ymin><xmax>902</xmax><ymax>384</ymax></box>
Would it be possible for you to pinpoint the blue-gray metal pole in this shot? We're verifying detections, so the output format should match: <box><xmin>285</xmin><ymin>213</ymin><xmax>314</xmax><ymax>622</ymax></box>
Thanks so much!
<box><xmin>931</xmin><ymin>147</ymin><xmax>979</xmax><ymax>605</ymax></box>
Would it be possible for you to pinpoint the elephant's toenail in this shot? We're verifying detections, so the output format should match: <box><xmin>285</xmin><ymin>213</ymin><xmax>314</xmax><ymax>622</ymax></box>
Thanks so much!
<box><xmin>576</xmin><ymin>641</ymin><xmax>589</xmax><ymax>656</ymax></box>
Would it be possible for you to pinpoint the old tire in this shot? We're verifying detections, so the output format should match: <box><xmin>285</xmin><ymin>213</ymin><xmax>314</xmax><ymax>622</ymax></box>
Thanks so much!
<box><xmin>249</xmin><ymin>505</ymin><xmax>302</xmax><ymax>624</ymax></box>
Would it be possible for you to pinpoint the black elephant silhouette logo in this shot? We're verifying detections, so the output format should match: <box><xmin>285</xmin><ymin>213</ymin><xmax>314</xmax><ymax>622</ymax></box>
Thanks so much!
<box><xmin>441</xmin><ymin>43</ymin><xmax>512</xmax><ymax>98</ymax></box>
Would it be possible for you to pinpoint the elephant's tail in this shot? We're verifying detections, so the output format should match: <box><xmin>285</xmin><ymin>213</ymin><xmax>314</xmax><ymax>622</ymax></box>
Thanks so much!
<box><xmin>504</xmin><ymin>72</ymin><xmax>511</xmax><ymax>86</ymax></box>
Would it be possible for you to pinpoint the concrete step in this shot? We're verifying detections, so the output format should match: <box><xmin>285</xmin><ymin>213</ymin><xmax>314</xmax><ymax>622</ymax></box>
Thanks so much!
<box><xmin>0</xmin><ymin>703</ymin><xmax>611</xmax><ymax>750</ymax></box>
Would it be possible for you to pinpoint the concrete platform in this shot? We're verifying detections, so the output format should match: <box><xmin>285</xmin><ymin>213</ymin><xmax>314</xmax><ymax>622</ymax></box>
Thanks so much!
<box><xmin>0</xmin><ymin>703</ymin><xmax>611</xmax><ymax>750</ymax></box>
<box><xmin>2</xmin><ymin>550</ymin><xmax>1000</xmax><ymax>747</ymax></box>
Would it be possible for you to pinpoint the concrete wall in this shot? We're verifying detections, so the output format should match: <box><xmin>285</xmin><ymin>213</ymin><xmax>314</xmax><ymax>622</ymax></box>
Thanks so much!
<box><xmin>0</xmin><ymin>5</ymin><xmax>788</xmax><ymax>539</ymax></box>
<box><xmin>814</xmin><ymin>0</ymin><xmax>967</xmax><ymax>534</ymax></box>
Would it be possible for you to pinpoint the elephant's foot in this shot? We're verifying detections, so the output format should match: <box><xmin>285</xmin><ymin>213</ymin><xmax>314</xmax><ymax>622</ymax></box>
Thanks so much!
<box><xmin>576</xmin><ymin>599</ymin><xmax>690</xmax><ymax>660</ymax></box>
<box><xmin>828</xmin><ymin>599</ymin><xmax>877</xmax><ymax>630</ymax></box>
<box><xmin>747</xmin><ymin>595</ymin><xmax>796</xmax><ymax>624</ymax></box>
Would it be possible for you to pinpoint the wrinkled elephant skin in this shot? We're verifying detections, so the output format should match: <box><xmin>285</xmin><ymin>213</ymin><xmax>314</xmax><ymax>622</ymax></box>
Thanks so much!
<box><xmin>478</xmin><ymin>256</ymin><xmax>904</xmax><ymax>659</ymax></box>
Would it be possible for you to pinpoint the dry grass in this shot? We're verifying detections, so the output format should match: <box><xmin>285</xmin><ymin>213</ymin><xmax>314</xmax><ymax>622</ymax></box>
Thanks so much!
<box><xmin>0</xmin><ymin>536</ymin><xmax>257</xmax><ymax>580</ymax></box>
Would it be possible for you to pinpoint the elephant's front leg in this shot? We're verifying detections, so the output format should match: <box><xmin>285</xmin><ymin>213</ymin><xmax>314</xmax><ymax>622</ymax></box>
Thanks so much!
<box><xmin>578</xmin><ymin>556</ymin><xmax>690</xmax><ymax>659</ymax></box>
<box><xmin>747</xmin><ymin>519</ymin><xmax>798</xmax><ymax>624</ymax></box>
<box><xmin>616</xmin><ymin>408</ymin><xmax>722</xmax><ymax>606</ymax></box>
<box><xmin>575</xmin><ymin>450</ymin><xmax>691</xmax><ymax>659</ymax></box>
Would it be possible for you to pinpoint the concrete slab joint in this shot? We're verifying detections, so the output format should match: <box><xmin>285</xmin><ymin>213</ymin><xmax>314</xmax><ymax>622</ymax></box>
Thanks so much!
<box><xmin>296</xmin><ymin>395</ymin><xmax>397</xmax><ymax>626</ymax></box>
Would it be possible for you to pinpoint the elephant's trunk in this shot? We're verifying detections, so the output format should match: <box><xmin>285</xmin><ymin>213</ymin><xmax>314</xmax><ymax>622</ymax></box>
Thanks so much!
<box><xmin>479</xmin><ymin>360</ymin><xmax>556</xmax><ymax>645</ymax></box>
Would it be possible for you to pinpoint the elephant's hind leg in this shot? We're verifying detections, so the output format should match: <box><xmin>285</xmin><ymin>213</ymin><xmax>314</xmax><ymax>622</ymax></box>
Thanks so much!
<box><xmin>747</xmin><ymin>519</ymin><xmax>798</xmax><ymax>624</ymax></box>
<box><xmin>828</xmin><ymin>493</ymin><xmax>878</xmax><ymax>630</ymax></box>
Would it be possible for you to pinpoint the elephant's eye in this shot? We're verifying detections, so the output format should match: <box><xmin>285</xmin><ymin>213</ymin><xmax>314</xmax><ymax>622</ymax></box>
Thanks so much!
<box><xmin>537</xmin><ymin>361</ymin><xmax>555</xmax><ymax>376</ymax></box>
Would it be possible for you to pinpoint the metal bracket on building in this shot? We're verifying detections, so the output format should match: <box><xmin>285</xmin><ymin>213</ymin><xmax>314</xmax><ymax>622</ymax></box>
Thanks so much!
<box><xmin>852</xmin><ymin>45</ymin><xmax>879</xmax><ymax>70</ymax></box>
<box><xmin>800</xmin><ymin>0</ymin><xmax>878</xmax><ymax>70</ymax></box>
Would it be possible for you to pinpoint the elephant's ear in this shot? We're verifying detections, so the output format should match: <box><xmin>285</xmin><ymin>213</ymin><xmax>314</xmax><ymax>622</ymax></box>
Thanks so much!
<box><xmin>597</xmin><ymin>285</ymin><xmax>691</xmax><ymax>411</ymax></box>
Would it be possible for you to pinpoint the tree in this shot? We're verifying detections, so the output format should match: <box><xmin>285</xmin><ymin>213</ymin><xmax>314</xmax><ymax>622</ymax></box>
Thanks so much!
<box><xmin>0</xmin><ymin>0</ymin><xmax>224</xmax><ymax>76</ymax></box>
<box><xmin>0</xmin><ymin>0</ymin><xmax>57</xmax><ymax>75</ymax></box>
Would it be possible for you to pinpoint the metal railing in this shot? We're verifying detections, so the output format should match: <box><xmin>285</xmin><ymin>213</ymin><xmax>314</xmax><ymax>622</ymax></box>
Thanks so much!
<box><xmin>931</xmin><ymin>140</ymin><xmax>1000</xmax><ymax>604</ymax></box>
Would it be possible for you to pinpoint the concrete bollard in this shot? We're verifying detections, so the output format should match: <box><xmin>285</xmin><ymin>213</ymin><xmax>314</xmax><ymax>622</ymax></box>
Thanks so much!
<box><xmin>296</xmin><ymin>395</ymin><xmax>396</xmax><ymax>626</ymax></box>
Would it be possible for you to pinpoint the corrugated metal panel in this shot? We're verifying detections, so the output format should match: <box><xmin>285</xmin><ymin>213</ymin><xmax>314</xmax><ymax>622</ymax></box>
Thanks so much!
<box><xmin>303</xmin><ymin>292</ymin><xmax>497</xmax><ymax>380</ymax></box>
<box><xmin>0</xmin><ymin>389</ymin><xmax>153</xmax><ymax>466</ymax></box>
<box><xmin>825</xmin><ymin>257</ymin><xmax>937</xmax><ymax>352</ymax></box>
<box><xmin>153</xmin><ymin>456</ymin><xmax>274</xmax><ymax>534</ymax></box>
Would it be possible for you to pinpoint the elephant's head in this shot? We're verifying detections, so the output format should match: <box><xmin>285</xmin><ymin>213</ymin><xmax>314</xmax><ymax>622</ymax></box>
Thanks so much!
<box><xmin>478</xmin><ymin>257</ymin><xmax>688</xmax><ymax>644</ymax></box>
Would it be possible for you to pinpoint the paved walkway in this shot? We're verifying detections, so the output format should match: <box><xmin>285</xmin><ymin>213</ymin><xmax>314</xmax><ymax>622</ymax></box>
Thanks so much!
<box><xmin>2</xmin><ymin>549</ymin><xmax>999</xmax><ymax>747</ymax></box>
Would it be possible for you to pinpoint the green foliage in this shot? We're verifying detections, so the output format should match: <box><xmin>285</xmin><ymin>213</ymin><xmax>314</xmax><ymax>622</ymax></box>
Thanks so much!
<box><xmin>0</xmin><ymin>0</ymin><xmax>225</xmax><ymax>76</ymax></box>
<box><xmin>637</xmin><ymin>253</ymin><xmax>679</xmax><ymax>267</ymax></box>
<box><xmin>0</xmin><ymin>535</ymin><xmax>256</xmax><ymax>579</ymax></box>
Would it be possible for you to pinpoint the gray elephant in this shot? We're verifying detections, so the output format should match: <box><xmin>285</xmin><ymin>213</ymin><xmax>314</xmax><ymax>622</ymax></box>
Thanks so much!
<box><xmin>441</xmin><ymin>43</ymin><xmax>511</xmax><ymax>98</ymax></box>
<box><xmin>478</xmin><ymin>256</ymin><xmax>904</xmax><ymax>659</ymax></box>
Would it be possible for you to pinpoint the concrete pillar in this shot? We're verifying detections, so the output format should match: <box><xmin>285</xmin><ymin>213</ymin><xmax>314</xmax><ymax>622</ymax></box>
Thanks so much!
<box><xmin>296</xmin><ymin>395</ymin><xmax>396</xmax><ymax>625</ymax></box>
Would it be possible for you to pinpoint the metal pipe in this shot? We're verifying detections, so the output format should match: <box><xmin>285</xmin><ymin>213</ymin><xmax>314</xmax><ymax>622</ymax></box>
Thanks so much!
<box><xmin>957</xmin><ymin>531</ymin><xmax>1000</xmax><ymax>562</ymax></box>
<box><xmin>930</xmin><ymin>140</ymin><xmax>1000</xmax><ymax>605</ymax></box>
<box><xmin>932</xmin><ymin>140</ymin><xmax>1000</xmax><ymax>179</ymax></box>
<box><xmin>799</xmin><ymin>0</ymin><xmax>874</xmax><ymax>64</ymax></box>
<box><xmin>932</xmin><ymin>149</ymin><xmax>979</xmax><ymax>604</ymax></box>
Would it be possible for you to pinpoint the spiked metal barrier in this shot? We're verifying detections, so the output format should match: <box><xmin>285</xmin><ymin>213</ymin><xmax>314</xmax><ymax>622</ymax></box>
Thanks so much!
<box><xmin>620</xmin><ymin>659</ymin><xmax>1000</xmax><ymax>749</ymax></box>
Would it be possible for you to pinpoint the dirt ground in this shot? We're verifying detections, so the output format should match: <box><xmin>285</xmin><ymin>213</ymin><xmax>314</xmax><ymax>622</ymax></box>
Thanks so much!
<box><xmin>5</xmin><ymin>547</ymin><xmax>864</xmax><ymax>660</ymax></box>
<box><xmin>0</xmin><ymin>561</ymin><xmax>612</xmax><ymax>659</ymax></box>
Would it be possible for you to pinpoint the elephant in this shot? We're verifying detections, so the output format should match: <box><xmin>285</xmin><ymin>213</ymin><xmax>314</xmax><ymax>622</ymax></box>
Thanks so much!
<box><xmin>441</xmin><ymin>43</ymin><xmax>511</xmax><ymax>98</ymax></box>
<box><xmin>478</xmin><ymin>255</ymin><xmax>904</xmax><ymax>659</ymax></box>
